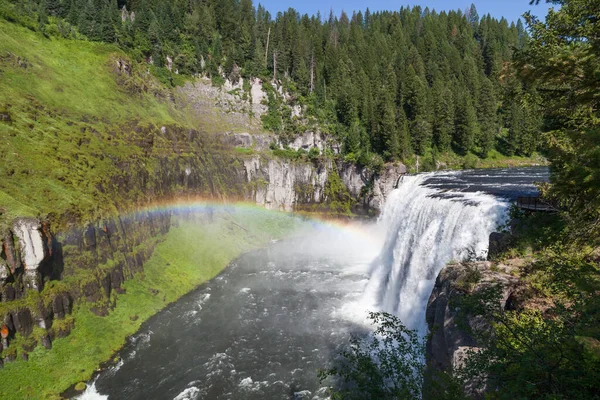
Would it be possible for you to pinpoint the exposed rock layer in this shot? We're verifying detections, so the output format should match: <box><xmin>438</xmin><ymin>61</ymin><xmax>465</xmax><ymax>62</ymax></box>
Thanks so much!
<box><xmin>0</xmin><ymin>212</ymin><xmax>170</xmax><ymax>364</ymax></box>
<box><xmin>426</xmin><ymin>260</ymin><xmax>522</xmax><ymax>397</ymax></box>
<box><xmin>243</xmin><ymin>155</ymin><xmax>406</xmax><ymax>213</ymax></box>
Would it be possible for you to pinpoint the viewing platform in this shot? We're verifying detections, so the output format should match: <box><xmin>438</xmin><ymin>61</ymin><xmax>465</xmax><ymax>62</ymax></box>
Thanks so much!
<box><xmin>515</xmin><ymin>196</ymin><xmax>556</xmax><ymax>212</ymax></box>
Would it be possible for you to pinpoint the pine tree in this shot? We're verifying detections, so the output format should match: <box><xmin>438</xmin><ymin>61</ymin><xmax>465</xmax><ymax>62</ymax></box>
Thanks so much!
<box><xmin>100</xmin><ymin>0</ymin><xmax>120</xmax><ymax>43</ymax></box>
<box><xmin>46</xmin><ymin>0</ymin><xmax>62</xmax><ymax>17</ymax></box>
<box><xmin>38</xmin><ymin>0</ymin><xmax>49</xmax><ymax>33</ymax></box>
<box><xmin>396</xmin><ymin>107</ymin><xmax>411</xmax><ymax>159</ymax></box>
<box><xmin>454</xmin><ymin>93</ymin><xmax>479</xmax><ymax>154</ymax></box>
<box><xmin>66</xmin><ymin>0</ymin><xmax>79</xmax><ymax>26</ymax></box>
<box><xmin>433</xmin><ymin>86</ymin><xmax>454</xmax><ymax>152</ymax></box>
<box><xmin>374</xmin><ymin>88</ymin><xmax>397</xmax><ymax>160</ymax></box>
<box><xmin>405</xmin><ymin>66</ymin><xmax>431</xmax><ymax>155</ymax></box>
<box><xmin>78</xmin><ymin>0</ymin><xmax>99</xmax><ymax>40</ymax></box>
<box><xmin>466</xmin><ymin>3</ymin><xmax>479</xmax><ymax>27</ymax></box>
<box><xmin>344</xmin><ymin>121</ymin><xmax>362</xmax><ymax>156</ymax></box>
<box><xmin>477</xmin><ymin>77</ymin><xmax>497</xmax><ymax>156</ymax></box>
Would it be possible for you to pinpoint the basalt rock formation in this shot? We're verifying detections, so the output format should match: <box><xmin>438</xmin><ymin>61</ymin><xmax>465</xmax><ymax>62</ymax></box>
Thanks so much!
<box><xmin>425</xmin><ymin>260</ymin><xmax>522</xmax><ymax>398</ymax></box>
<box><xmin>0</xmin><ymin>212</ymin><xmax>170</xmax><ymax>364</ymax></box>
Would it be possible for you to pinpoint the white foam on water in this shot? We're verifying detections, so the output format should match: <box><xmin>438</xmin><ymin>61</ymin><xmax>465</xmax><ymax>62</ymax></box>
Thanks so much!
<box><xmin>363</xmin><ymin>173</ymin><xmax>508</xmax><ymax>335</ymax></box>
<box><xmin>173</xmin><ymin>386</ymin><xmax>200</xmax><ymax>400</ymax></box>
<box><xmin>75</xmin><ymin>381</ymin><xmax>108</xmax><ymax>400</ymax></box>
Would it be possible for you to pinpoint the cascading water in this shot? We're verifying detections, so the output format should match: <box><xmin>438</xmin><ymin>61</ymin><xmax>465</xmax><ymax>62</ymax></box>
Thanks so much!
<box><xmin>363</xmin><ymin>173</ymin><xmax>509</xmax><ymax>335</ymax></box>
<box><xmin>75</xmin><ymin>168</ymin><xmax>546</xmax><ymax>399</ymax></box>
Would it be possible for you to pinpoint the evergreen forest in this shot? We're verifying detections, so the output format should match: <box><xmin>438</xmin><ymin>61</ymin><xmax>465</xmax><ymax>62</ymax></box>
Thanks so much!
<box><xmin>2</xmin><ymin>0</ymin><xmax>542</xmax><ymax>165</ymax></box>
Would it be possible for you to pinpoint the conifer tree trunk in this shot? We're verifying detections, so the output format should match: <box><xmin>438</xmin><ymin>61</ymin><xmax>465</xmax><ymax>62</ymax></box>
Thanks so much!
<box><xmin>310</xmin><ymin>52</ymin><xmax>314</xmax><ymax>93</ymax></box>
<box><xmin>265</xmin><ymin>27</ymin><xmax>270</xmax><ymax>68</ymax></box>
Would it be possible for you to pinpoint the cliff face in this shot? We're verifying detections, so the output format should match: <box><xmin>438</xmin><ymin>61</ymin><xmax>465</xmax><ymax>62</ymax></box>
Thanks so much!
<box><xmin>425</xmin><ymin>260</ymin><xmax>522</xmax><ymax>397</ymax></box>
<box><xmin>0</xmin><ymin>212</ymin><xmax>171</xmax><ymax>364</ymax></box>
<box><xmin>237</xmin><ymin>128</ymin><xmax>406</xmax><ymax>214</ymax></box>
<box><xmin>242</xmin><ymin>156</ymin><xmax>406</xmax><ymax>213</ymax></box>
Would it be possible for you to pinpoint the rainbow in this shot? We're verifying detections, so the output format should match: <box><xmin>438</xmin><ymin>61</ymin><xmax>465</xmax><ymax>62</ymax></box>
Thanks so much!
<box><xmin>106</xmin><ymin>196</ymin><xmax>380</xmax><ymax>246</ymax></box>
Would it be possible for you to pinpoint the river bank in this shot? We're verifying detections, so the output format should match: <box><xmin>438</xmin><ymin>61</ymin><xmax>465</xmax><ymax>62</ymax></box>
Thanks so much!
<box><xmin>0</xmin><ymin>209</ymin><xmax>305</xmax><ymax>399</ymax></box>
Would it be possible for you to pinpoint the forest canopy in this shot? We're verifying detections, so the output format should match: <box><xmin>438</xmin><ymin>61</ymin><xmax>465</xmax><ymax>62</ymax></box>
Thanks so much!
<box><xmin>1</xmin><ymin>0</ymin><xmax>542</xmax><ymax>163</ymax></box>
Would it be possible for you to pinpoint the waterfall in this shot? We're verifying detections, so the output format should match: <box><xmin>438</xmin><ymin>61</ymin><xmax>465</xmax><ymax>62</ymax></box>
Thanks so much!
<box><xmin>363</xmin><ymin>173</ymin><xmax>509</xmax><ymax>335</ymax></box>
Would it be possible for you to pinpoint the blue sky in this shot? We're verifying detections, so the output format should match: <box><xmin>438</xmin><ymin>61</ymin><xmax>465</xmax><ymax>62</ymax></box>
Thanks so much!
<box><xmin>257</xmin><ymin>0</ymin><xmax>550</xmax><ymax>24</ymax></box>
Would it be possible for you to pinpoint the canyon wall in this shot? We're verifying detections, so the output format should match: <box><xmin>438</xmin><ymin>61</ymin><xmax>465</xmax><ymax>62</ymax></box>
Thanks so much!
<box><xmin>0</xmin><ymin>212</ymin><xmax>170</xmax><ymax>365</ymax></box>
<box><xmin>0</xmin><ymin>126</ymin><xmax>406</xmax><ymax>365</ymax></box>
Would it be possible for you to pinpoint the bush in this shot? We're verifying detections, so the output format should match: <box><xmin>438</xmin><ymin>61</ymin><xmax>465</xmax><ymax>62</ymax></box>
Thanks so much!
<box><xmin>308</xmin><ymin>147</ymin><xmax>320</xmax><ymax>160</ymax></box>
<box><xmin>272</xmin><ymin>148</ymin><xmax>300</xmax><ymax>159</ymax></box>
<box><xmin>319</xmin><ymin>312</ymin><xmax>426</xmax><ymax>399</ymax></box>
<box><xmin>462</xmin><ymin>153</ymin><xmax>479</xmax><ymax>169</ymax></box>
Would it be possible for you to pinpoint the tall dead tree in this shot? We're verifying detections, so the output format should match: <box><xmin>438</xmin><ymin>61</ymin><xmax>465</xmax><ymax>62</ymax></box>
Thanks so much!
<box><xmin>264</xmin><ymin>27</ymin><xmax>271</xmax><ymax>69</ymax></box>
<box><xmin>310</xmin><ymin>51</ymin><xmax>315</xmax><ymax>93</ymax></box>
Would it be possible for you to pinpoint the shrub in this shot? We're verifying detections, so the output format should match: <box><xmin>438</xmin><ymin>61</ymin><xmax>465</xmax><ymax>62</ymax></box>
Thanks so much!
<box><xmin>308</xmin><ymin>147</ymin><xmax>320</xmax><ymax>160</ymax></box>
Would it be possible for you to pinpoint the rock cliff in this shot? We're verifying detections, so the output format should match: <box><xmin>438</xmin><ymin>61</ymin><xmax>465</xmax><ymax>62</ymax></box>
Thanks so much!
<box><xmin>0</xmin><ymin>212</ymin><xmax>171</xmax><ymax>364</ymax></box>
<box><xmin>425</xmin><ymin>260</ymin><xmax>522</xmax><ymax>397</ymax></box>
<box><xmin>242</xmin><ymin>155</ymin><xmax>406</xmax><ymax>213</ymax></box>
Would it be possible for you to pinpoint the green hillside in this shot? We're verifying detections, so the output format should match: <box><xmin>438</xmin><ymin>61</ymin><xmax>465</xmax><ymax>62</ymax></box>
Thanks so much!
<box><xmin>0</xmin><ymin>20</ymin><xmax>169</xmax><ymax>223</ymax></box>
<box><xmin>0</xmin><ymin>20</ymin><xmax>252</xmax><ymax>231</ymax></box>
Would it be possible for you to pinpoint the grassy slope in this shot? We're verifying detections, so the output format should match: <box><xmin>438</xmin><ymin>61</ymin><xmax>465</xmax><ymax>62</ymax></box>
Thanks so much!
<box><xmin>0</xmin><ymin>20</ymin><xmax>190</xmax><ymax>228</ymax></box>
<box><xmin>0</xmin><ymin>208</ymin><xmax>304</xmax><ymax>399</ymax></box>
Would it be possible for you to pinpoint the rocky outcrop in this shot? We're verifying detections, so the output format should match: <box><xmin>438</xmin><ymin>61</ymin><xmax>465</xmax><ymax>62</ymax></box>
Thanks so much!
<box><xmin>0</xmin><ymin>212</ymin><xmax>171</xmax><ymax>363</ymax></box>
<box><xmin>1</xmin><ymin>219</ymin><xmax>52</xmax><ymax>297</ymax></box>
<box><xmin>426</xmin><ymin>261</ymin><xmax>522</xmax><ymax>397</ymax></box>
<box><xmin>287</xmin><ymin>131</ymin><xmax>326</xmax><ymax>152</ymax></box>
<box><xmin>178</xmin><ymin>78</ymin><xmax>265</xmax><ymax>131</ymax></box>
<box><xmin>12</xmin><ymin>218</ymin><xmax>50</xmax><ymax>292</ymax></box>
<box><xmin>242</xmin><ymin>155</ymin><xmax>406</xmax><ymax>213</ymax></box>
<box><xmin>243</xmin><ymin>157</ymin><xmax>330</xmax><ymax>211</ymax></box>
<box><xmin>367</xmin><ymin>164</ymin><xmax>407</xmax><ymax>210</ymax></box>
<box><xmin>222</xmin><ymin>132</ymin><xmax>276</xmax><ymax>151</ymax></box>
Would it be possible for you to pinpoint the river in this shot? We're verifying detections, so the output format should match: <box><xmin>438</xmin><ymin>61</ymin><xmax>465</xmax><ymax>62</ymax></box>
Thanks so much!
<box><xmin>79</xmin><ymin>167</ymin><xmax>548</xmax><ymax>400</ymax></box>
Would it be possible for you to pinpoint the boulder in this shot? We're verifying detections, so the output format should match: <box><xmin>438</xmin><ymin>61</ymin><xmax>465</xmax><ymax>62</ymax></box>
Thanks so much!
<box><xmin>52</xmin><ymin>295</ymin><xmax>66</xmax><ymax>319</ymax></box>
<box><xmin>12</xmin><ymin>308</ymin><xmax>34</xmax><ymax>337</ymax></box>
<box><xmin>288</xmin><ymin>131</ymin><xmax>324</xmax><ymax>152</ymax></box>
<box><xmin>488</xmin><ymin>231</ymin><xmax>512</xmax><ymax>259</ymax></box>
<box><xmin>41</xmin><ymin>334</ymin><xmax>52</xmax><ymax>349</ymax></box>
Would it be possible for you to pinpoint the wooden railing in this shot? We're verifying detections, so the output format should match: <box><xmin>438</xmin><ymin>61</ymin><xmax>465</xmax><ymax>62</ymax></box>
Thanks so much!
<box><xmin>516</xmin><ymin>196</ymin><xmax>556</xmax><ymax>212</ymax></box>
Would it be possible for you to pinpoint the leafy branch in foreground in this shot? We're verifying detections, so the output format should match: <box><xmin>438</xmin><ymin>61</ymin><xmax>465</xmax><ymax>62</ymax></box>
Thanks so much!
<box><xmin>319</xmin><ymin>312</ymin><xmax>425</xmax><ymax>400</ymax></box>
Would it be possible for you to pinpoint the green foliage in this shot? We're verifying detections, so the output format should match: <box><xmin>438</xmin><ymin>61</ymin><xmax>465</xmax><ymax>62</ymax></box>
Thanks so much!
<box><xmin>516</xmin><ymin>0</ymin><xmax>600</xmax><ymax>244</ymax></box>
<box><xmin>461</xmin><ymin>153</ymin><xmax>479</xmax><ymax>169</ymax></box>
<box><xmin>455</xmin><ymin>264</ymin><xmax>482</xmax><ymax>292</ymax></box>
<box><xmin>456</xmin><ymin>248</ymin><xmax>600</xmax><ymax>399</ymax></box>
<box><xmin>319</xmin><ymin>312</ymin><xmax>425</xmax><ymax>400</ymax></box>
<box><xmin>308</xmin><ymin>146</ymin><xmax>320</xmax><ymax>160</ymax></box>
<box><xmin>261</xmin><ymin>82</ymin><xmax>283</xmax><ymax>133</ymax></box>
<box><xmin>324</xmin><ymin>169</ymin><xmax>354</xmax><ymax>215</ymax></box>
<box><xmin>149</xmin><ymin>65</ymin><xmax>187</xmax><ymax>88</ymax></box>
<box><xmin>271</xmin><ymin>147</ymin><xmax>301</xmax><ymax>159</ymax></box>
